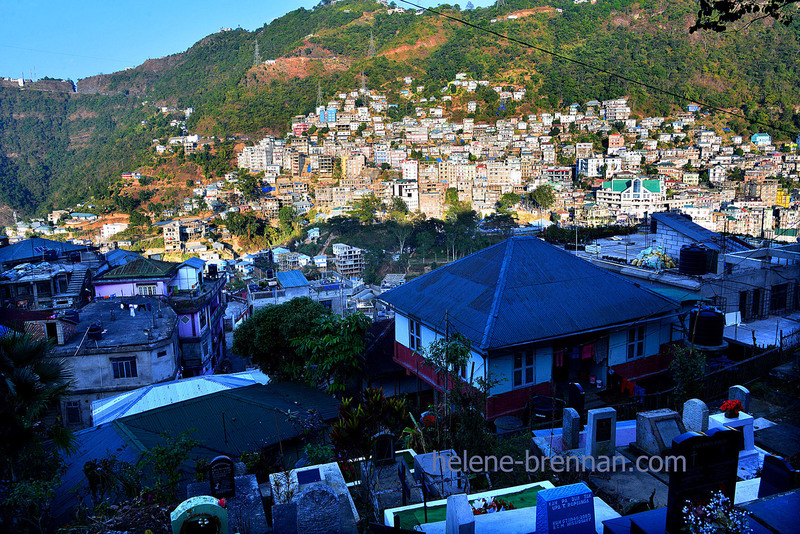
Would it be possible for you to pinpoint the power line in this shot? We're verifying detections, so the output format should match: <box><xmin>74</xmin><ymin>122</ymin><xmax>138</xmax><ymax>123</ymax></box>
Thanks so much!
<box><xmin>397</xmin><ymin>0</ymin><xmax>799</xmax><ymax>139</ymax></box>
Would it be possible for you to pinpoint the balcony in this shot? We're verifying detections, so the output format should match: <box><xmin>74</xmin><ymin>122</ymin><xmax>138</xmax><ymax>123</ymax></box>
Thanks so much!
<box><xmin>168</xmin><ymin>277</ymin><xmax>225</xmax><ymax>313</ymax></box>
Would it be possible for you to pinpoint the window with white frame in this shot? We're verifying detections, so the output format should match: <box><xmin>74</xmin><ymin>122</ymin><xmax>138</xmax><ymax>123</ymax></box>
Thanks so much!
<box><xmin>627</xmin><ymin>325</ymin><xmax>646</xmax><ymax>360</ymax></box>
<box><xmin>137</xmin><ymin>283</ymin><xmax>158</xmax><ymax>296</ymax></box>
<box><xmin>513</xmin><ymin>351</ymin><xmax>535</xmax><ymax>388</ymax></box>
<box><xmin>112</xmin><ymin>357</ymin><xmax>138</xmax><ymax>379</ymax></box>
<box><xmin>409</xmin><ymin>318</ymin><xmax>422</xmax><ymax>352</ymax></box>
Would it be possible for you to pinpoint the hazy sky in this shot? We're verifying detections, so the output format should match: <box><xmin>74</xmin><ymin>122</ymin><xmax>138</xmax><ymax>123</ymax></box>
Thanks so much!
<box><xmin>0</xmin><ymin>1</ymin><xmax>494</xmax><ymax>81</ymax></box>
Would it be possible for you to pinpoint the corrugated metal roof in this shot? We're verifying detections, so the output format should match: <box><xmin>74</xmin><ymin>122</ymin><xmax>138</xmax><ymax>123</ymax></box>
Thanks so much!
<box><xmin>380</xmin><ymin>236</ymin><xmax>678</xmax><ymax>352</ymax></box>
<box><xmin>113</xmin><ymin>383</ymin><xmax>338</xmax><ymax>460</ymax></box>
<box><xmin>98</xmin><ymin>257</ymin><xmax>178</xmax><ymax>279</ymax></box>
<box><xmin>652</xmin><ymin>212</ymin><xmax>751</xmax><ymax>252</ymax></box>
<box><xmin>91</xmin><ymin>371</ymin><xmax>271</xmax><ymax>426</ymax></box>
<box><xmin>180</xmin><ymin>257</ymin><xmax>206</xmax><ymax>270</ymax></box>
<box><xmin>0</xmin><ymin>237</ymin><xmax>86</xmax><ymax>264</ymax></box>
<box><xmin>52</xmin><ymin>423</ymin><xmax>138</xmax><ymax>525</ymax></box>
<box><xmin>105</xmin><ymin>248</ymin><xmax>144</xmax><ymax>268</ymax></box>
<box><xmin>276</xmin><ymin>270</ymin><xmax>310</xmax><ymax>288</ymax></box>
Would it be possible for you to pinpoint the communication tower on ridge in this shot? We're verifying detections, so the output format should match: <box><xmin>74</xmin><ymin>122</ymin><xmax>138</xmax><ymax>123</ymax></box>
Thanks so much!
<box><xmin>368</xmin><ymin>31</ymin><xmax>376</xmax><ymax>58</ymax></box>
<box><xmin>253</xmin><ymin>40</ymin><xmax>261</xmax><ymax>67</ymax></box>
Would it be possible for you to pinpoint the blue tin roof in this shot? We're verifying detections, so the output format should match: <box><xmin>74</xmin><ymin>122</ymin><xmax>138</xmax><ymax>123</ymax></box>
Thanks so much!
<box><xmin>0</xmin><ymin>237</ymin><xmax>87</xmax><ymax>264</ymax></box>
<box><xmin>380</xmin><ymin>236</ymin><xmax>678</xmax><ymax>352</ymax></box>
<box><xmin>276</xmin><ymin>270</ymin><xmax>310</xmax><ymax>288</ymax></box>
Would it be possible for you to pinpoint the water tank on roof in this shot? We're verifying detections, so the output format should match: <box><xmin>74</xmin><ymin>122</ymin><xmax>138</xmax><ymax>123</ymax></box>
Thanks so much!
<box><xmin>207</xmin><ymin>264</ymin><xmax>218</xmax><ymax>279</ymax></box>
<box><xmin>87</xmin><ymin>324</ymin><xmax>103</xmax><ymax>341</ymax></box>
<box><xmin>43</xmin><ymin>250</ymin><xmax>58</xmax><ymax>261</ymax></box>
<box><xmin>689</xmin><ymin>306</ymin><xmax>725</xmax><ymax>347</ymax></box>
<box><xmin>266</xmin><ymin>269</ymin><xmax>275</xmax><ymax>279</ymax></box>
<box><xmin>679</xmin><ymin>244</ymin><xmax>708</xmax><ymax>275</ymax></box>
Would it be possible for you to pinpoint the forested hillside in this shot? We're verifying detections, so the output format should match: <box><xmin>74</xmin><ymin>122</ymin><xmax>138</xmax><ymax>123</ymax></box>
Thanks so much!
<box><xmin>1</xmin><ymin>0</ymin><xmax>799</xmax><ymax>216</ymax></box>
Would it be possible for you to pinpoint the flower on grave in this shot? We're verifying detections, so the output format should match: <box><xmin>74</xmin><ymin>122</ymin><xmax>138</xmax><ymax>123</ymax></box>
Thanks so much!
<box><xmin>682</xmin><ymin>491</ymin><xmax>752</xmax><ymax>534</ymax></box>
<box><xmin>720</xmin><ymin>399</ymin><xmax>743</xmax><ymax>417</ymax></box>
<box><xmin>470</xmin><ymin>497</ymin><xmax>516</xmax><ymax>515</ymax></box>
<box><xmin>217</xmin><ymin>498</ymin><xmax>226</xmax><ymax>508</ymax></box>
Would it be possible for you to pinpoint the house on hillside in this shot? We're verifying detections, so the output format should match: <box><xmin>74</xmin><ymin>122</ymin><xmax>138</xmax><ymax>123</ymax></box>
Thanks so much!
<box><xmin>379</xmin><ymin>236</ymin><xmax>681</xmax><ymax>421</ymax></box>
<box><xmin>92</xmin><ymin>257</ymin><xmax>226</xmax><ymax>376</ymax></box>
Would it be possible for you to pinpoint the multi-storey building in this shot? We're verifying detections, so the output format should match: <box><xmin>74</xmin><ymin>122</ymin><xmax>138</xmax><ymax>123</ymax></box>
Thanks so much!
<box><xmin>92</xmin><ymin>257</ymin><xmax>226</xmax><ymax>377</ymax></box>
<box><xmin>332</xmin><ymin>243</ymin><xmax>365</xmax><ymax>278</ymax></box>
<box><xmin>595</xmin><ymin>177</ymin><xmax>666</xmax><ymax>219</ymax></box>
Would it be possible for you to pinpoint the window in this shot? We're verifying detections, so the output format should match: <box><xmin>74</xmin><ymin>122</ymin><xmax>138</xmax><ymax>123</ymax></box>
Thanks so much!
<box><xmin>138</xmin><ymin>284</ymin><xmax>158</xmax><ymax>296</ymax></box>
<box><xmin>199</xmin><ymin>309</ymin><xmax>207</xmax><ymax>330</ymax></box>
<box><xmin>157</xmin><ymin>350</ymin><xmax>167</xmax><ymax>358</ymax></box>
<box><xmin>627</xmin><ymin>326</ymin><xmax>645</xmax><ymax>360</ymax></box>
<box><xmin>770</xmin><ymin>284</ymin><xmax>788</xmax><ymax>313</ymax></box>
<box><xmin>513</xmin><ymin>351</ymin><xmax>535</xmax><ymax>388</ymax></box>
<box><xmin>65</xmin><ymin>401</ymin><xmax>81</xmax><ymax>425</ymax></box>
<box><xmin>409</xmin><ymin>318</ymin><xmax>422</xmax><ymax>352</ymax></box>
<box><xmin>112</xmin><ymin>357</ymin><xmax>137</xmax><ymax>379</ymax></box>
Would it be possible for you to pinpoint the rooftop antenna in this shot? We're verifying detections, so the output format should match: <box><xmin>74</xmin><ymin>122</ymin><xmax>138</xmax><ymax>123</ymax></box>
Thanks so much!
<box><xmin>253</xmin><ymin>40</ymin><xmax>261</xmax><ymax>67</ymax></box>
<box><xmin>367</xmin><ymin>30</ymin><xmax>376</xmax><ymax>58</ymax></box>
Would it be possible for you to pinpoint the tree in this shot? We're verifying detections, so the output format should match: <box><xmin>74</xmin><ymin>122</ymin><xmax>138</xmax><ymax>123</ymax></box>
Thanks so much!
<box><xmin>497</xmin><ymin>192</ymin><xmax>521</xmax><ymax>212</ymax></box>
<box><xmin>670</xmin><ymin>347</ymin><xmax>706</xmax><ymax>407</ymax></box>
<box><xmin>528</xmin><ymin>185</ymin><xmax>555</xmax><ymax>210</ymax></box>
<box><xmin>232</xmin><ymin>297</ymin><xmax>328</xmax><ymax>381</ymax></box>
<box><xmin>348</xmin><ymin>193</ymin><xmax>384</xmax><ymax>224</ymax></box>
<box><xmin>0</xmin><ymin>333</ymin><xmax>74</xmax><ymax>482</ymax></box>
<box><xmin>292</xmin><ymin>312</ymin><xmax>371</xmax><ymax>394</ymax></box>
<box><xmin>278</xmin><ymin>205</ymin><xmax>297</xmax><ymax>233</ymax></box>
<box><xmin>691</xmin><ymin>0</ymin><xmax>798</xmax><ymax>33</ymax></box>
<box><xmin>236</xmin><ymin>170</ymin><xmax>261</xmax><ymax>201</ymax></box>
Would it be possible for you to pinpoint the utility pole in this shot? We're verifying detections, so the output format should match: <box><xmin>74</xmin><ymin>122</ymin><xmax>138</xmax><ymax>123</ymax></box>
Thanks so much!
<box><xmin>360</xmin><ymin>71</ymin><xmax>368</xmax><ymax>95</ymax></box>
<box><xmin>253</xmin><ymin>40</ymin><xmax>261</xmax><ymax>67</ymax></box>
<box><xmin>367</xmin><ymin>31</ymin><xmax>376</xmax><ymax>58</ymax></box>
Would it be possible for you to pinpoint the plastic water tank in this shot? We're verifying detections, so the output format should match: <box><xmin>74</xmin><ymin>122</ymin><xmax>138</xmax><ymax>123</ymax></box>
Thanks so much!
<box><xmin>679</xmin><ymin>244</ymin><xmax>708</xmax><ymax>275</ymax></box>
<box><xmin>689</xmin><ymin>306</ymin><xmax>724</xmax><ymax>347</ymax></box>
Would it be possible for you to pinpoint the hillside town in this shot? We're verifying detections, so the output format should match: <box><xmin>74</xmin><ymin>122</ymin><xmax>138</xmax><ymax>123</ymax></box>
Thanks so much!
<box><xmin>3</xmin><ymin>6</ymin><xmax>800</xmax><ymax>532</ymax></box>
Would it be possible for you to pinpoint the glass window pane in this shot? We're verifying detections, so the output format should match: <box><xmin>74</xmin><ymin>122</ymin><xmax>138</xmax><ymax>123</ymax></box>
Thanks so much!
<box><xmin>525</xmin><ymin>367</ymin><xmax>534</xmax><ymax>384</ymax></box>
<box><xmin>514</xmin><ymin>353</ymin><xmax>522</xmax><ymax>369</ymax></box>
<box><xmin>526</xmin><ymin>353</ymin><xmax>533</xmax><ymax>367</ymax></box>
<box><xmin>513</xmin><ymin>370</ymin><xmax>522</xmax><ymax>387</ymax></box>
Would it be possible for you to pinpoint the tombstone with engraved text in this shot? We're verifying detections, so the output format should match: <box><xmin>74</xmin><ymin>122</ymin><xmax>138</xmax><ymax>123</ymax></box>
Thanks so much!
<box><xmin>208</xmin><ymin>455</ymin><xmax>236</xmax><ymax>498</ymax></box>
<box><xmin>535</xmin><ymin>482</ymin><xmax>595</xmax><ymax>534</ymax></box>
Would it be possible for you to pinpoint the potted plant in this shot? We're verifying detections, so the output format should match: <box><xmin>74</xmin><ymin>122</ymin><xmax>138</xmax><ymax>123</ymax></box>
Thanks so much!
<box><xmin>720</xmin><ymin>399</ymin><xmax>743</xmax><ymax>418</ymax></box>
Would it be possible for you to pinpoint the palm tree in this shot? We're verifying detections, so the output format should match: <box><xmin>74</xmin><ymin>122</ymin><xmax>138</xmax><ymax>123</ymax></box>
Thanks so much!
<box><xmin>0</xmin><ymin>332</ymin><xmax>74</xmax><ymax>480</ymax></box>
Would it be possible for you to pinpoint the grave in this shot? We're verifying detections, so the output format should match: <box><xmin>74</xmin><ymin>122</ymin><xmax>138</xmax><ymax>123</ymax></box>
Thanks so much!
<box><xmin>413</xmin><ymin>450</ymin><xmax>469</xmax><ymax>499</ymax></box>
<box><xmin>635</xmin><ymin>409</ymin><xmax>685</xmax><ymax>457</ymax></box>
<box><xmin>272</xmin><ymin>482</ymin><xmax>359</xmax><ymax>534</ymax></box>
<box><xmin>729</xmin><ymin>384</ymin><xmax>750</xmax><ymax>412</ymax></box>
<box><xmin>373</xmin><ymin>430</ymin><xmax>396</xmax><ymax>466</ymax></box>
<box><xmin>665</xmin><ymin>428</ymin><xmax>742</xmax><ymax>534</ymax></box>
<box><xmin>361</xmin><ymin>457</ymin><xmax>422</xmax><ymax>519</ymax></box>
<box><xmin>535</xmin><ymin>482</ymin><xmax>595</xmax><ymax>534</ymax></box>
<box><xmin>682</xmin><ymin>398</ymin><xmax>709</xmax><ymax>433</ymax></box>
<box><xmin>444</xmin><ymin>494</ymin><xmax>474</xmax><ymax>534</ymax></box>
<box><xmin>758</xmin><ymin>454</ymin><xmax>800</xmax><ymax>498</ymax></box>
<box><xmin>567</xmin><ymin>383</ymin><xmax>585</xmax><ymax>418</ymax></box>
<box><xmin>562</xmin><ymin>408</ymin><xmax>581</xmax><ymax>451</ymax></box>
<box><xmin>297</xmin><ymin>483</ymin><xmax>341</xmax><ymax>533</ymax></box>
<box><xmin>585</xmin><ymin>407</ymin><xmax>616</xmax><ymax>458</ymax></box>
<box><xmin>171</xmin><ymin>495</ymin><xmax>228</xmax><ymax>534</ymax></box>
<box><xmin>708</xmin><ymin>411</ymin><xmax>755</xmax><ymax>452</ymax></box>
<box><xmin>208</xmin><ymin>456</ymin><xmax>236</xmax><ymax>498</ymax></box>
<box><xmin>187</xmin><ymin>475</ymin><xmax>268</xmax><ymax>534</ymax></box>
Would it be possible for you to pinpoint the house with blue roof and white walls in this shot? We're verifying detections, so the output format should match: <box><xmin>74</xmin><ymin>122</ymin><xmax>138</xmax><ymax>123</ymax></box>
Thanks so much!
<box><xmin>379</xmin><ymin>236</ymin><xmax>682</xmax><ymax>422</ymax></box>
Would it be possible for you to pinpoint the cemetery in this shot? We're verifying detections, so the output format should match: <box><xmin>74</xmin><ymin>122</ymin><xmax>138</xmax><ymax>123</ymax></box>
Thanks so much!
<box><xmin>144</xmin><ymin>383</ymin><xmax>800</xmax><ymax>533</ymax></box>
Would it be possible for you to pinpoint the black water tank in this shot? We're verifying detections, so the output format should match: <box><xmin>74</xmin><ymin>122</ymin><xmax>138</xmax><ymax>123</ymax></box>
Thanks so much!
<box><xmin>680</xmin><ymin>244</ymin><xmax>708</xmax><ymax>275</ymax></box>
<box><xmin>43</xmin><ymin>250</ymin><xmax>58</xmax><ymax>261</ymax></box>
<box><xmin>266</xmin><ymin>269</ymin><xmax>275</xmax><ymax>279</ymax></box>
<box><xmin>207</xmin><ymin>264</ymin><xmax>218</xmax><ymax>279</ymax></box>
<box><xmin>689</xmin><ymin>306</ymin><xmax>724</xmax><ymax>347</ymax></box>
<box><xmin>87</xmin><ymin>324</ymin><xmax>103</xmax><ymax>341</ymax></box>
